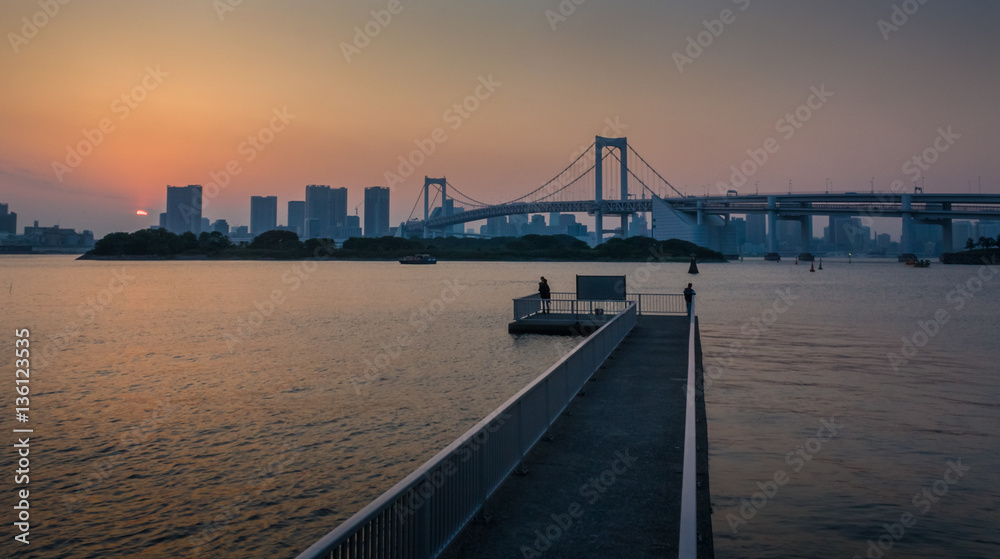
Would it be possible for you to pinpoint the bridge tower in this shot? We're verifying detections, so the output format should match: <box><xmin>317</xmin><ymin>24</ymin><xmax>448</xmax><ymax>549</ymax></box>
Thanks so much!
<box><xmin>594</xmin><ymin>136</ymin><xmax>629</xmax><ymax>242</ymax></box>
<box><xmin>423</xmin><ymin>177</ymin><xmax>446</xmax><ymax>239</ymax></box>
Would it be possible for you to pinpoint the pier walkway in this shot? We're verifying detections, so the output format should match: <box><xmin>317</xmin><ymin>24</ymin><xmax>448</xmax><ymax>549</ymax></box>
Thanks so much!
<box><xmin>440</xmin><ymin>315</ymin><xmax>713</xmax><ymax>558</ymax></box>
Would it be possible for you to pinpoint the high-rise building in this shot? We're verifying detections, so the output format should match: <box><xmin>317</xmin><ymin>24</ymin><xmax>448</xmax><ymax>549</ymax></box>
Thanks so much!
<box><xmin>158</xmin><ymin>212</ymin><xmax>167</xmax><ymax>229</ymax></box>
<box><xmin>304</xmin><ymin>185</ymin><xmax>348</xmax><ymax>239</ymax></box>
<box><xmin>0</xmin><ymin>203</ymin><xmax>17</xmax><ymax>235</ymax></box>
<box><xmin>165</xmin><ymin>185</ymin><xmax>203</xmax><ymax>235</ymax></box>
<box><xmin>343</xmin><ymin>215</ymin><xmax>362</xmax><ymax>238</ymax></box>
<box><xmin>250</xmin><ymin>195</ymin><xmax>278</xmax><ymax>237</ymax></box>
<box><xmin>746</xmin><ymin>213</ymin><xmax>766</xmax><ymax>246</ymax></box>
<box><xmin>212</xmin><ymin>219</ymin><xmax>230</xmax><ymax>235</ymax></box>
<box><xmin>287</xmin><ymin>201</ymin><xmax>305</xmax><ymax>237</ymax></box>
<box><xmin>364</xmin><ymin>186</ymin><xmax>390</xmax><ymax>238</ymax></box>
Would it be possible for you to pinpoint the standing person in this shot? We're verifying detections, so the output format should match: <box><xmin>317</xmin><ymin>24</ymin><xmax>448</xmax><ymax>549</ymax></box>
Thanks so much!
<box><xmin>538</xmin><ymin>276</ymin><xmax>551</xmax><ymax>313</ymax></box>
<box><xmin>683</xmin><ymin>283</ymin><xmax>695</xmax><ymax>316</ymax></box>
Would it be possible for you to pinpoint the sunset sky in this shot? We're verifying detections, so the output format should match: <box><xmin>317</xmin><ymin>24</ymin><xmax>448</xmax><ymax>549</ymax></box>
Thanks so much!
<box><xmin>2</xmin><ymin>0</ymin><xmax>999</xmax><ymax>237</ymax></box>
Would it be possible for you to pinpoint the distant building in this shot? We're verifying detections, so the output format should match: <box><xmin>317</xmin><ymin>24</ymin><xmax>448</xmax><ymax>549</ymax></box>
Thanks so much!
<box><xmin>158</xmin><ymin>212</ymin><xmax>167</xmax><ymax>229</ymax></box>
<box><xmin>341</xmin><ymin>215</ymin><xmax>362</xmax><ymax>239</ymax></box>
<box><xmin>23</xmin><ymin>221</ymin><xmax>94</xmax><ymax>248</ymax></box>
<box><xmin>0</xmin><ymin>203</ymin><xmax>17</xmax><ymax>235</ymax></box>
<box><xmin>953</xmin><ymin>221</ymin><xmax>973</xmax><ymax>250</ymax></box>
<box><xmin>746</xmin><ymin>214</ymin><xmax>766</xmax><ymax>246</ymax></box>
<box><xmin>165</xmin><ymin>185</ymin><xmax>202</xmax><ymax>235</ymax></box>
<box><xmin>287</xmin><ymin>201</ymin><xmax>305</xmax><ymax>237</ymax></box>
<box><xmin>212</xmin><ymin>219</ymin><xmax>230</xmax><ymax>235</ymax></box>
<box><xmin>364</xmin><ymin>186</ymin><xmax>390</xmax><ymax>238</ymax></box>
<box><xmin>250</xmin><ymin>195</ymin><xmax>278</xmax><ymax>237</ymax></box>
<box><xmin>529</xmin><ymin>214</ymin><xmax>547</xmax><ymax>235</ymax></box>
<box><xmin>304</xmin><ymin>185</ymin><xmax>348</xmax><ymax>239</ymax></box>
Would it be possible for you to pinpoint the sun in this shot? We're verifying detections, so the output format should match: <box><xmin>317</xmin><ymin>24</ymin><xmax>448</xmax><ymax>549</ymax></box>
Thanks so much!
<box><xmin>136</xmin><ymin>210</ymin><xmax>148</xmax><ymax>216</ymax></box>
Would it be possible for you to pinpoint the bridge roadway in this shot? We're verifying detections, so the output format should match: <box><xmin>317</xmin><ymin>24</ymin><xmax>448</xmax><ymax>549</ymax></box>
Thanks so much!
<box><xmin>439</xmin><ymin>315</ymin><xmax>714</xmax><ymax>559</ymax></box>
<box><xmin>412</xmin><ymin>192</ymin><xmax>1000</xmax><ymax>232</ymax></box>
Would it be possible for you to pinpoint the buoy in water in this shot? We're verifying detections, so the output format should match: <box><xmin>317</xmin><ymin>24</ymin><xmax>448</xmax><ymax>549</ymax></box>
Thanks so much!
<box><xmin>810</xmin><ymin>261</ymin><xmax>815</xmax><ymax>272</ymax></box>
<box><xmin>795</xmin><ymin>257</ymin><xmax>799</xmax><ymax>265</ymax></box>
<box><xmin>818</xmin><ymin>259</ymin><xmax>823</xmax><ymax>270</ymax></box>
<box><xmin>688</xmin><ymin>254</ymin><xmax>699</xmax><ymax>274</ymax></box>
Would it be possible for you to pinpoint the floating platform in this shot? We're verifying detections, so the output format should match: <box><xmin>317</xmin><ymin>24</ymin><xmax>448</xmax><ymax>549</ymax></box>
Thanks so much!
<box><xmin>508</xmin><ymin>312</ymin><xmax>614</xmax><ymax>335</ymax></box>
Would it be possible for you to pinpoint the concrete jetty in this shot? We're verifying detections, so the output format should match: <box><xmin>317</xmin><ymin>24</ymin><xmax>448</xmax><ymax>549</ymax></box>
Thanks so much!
<box><xmin>440</xmin><ymin>315</ymin><xmax>714</xmax><ymax>558</ymax></box>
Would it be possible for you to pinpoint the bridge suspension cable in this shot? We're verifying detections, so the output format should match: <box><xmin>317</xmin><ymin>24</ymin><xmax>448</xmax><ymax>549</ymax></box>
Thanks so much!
<box><xmin>627</xmin><ymin>144</ymin><xmax>684</xmax><ymax>198</ymax></box>
<box><xmin>608</xmin><ymin>149</ymin><xmax>659</xmax><ymax>199</ymax></box>
<box><xmin>500</xmin><ymin>141</ymin><xmax>596</xmax><ymax>205</ymax></box>
<box><xmin>445</xmin><ymin>180</ymin><xmax>489</xmax><ymax>208</ymax></box>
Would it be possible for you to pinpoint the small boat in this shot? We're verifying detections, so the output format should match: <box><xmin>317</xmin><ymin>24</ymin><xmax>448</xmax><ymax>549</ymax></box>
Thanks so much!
<box><xmin>907</xmin><ymin>259</ymin><xmax>930</xmax><ymax>268</ymax></box>
<box><xmin>765</xmin><ymin>253</ymin><xmax>781</xmax><ymax>262</ymax></box>
<box><xmin>399</xmin><ymin>254</ymin><xmax>437</xmax><ymax>265</ymax></box>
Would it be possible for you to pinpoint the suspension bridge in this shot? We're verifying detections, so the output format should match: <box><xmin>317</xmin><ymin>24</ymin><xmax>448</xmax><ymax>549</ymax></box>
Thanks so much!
<box><xmin>402</xmin><ymin>136</ymin><xmax>1000</xmax><ymax>254</ymax></box>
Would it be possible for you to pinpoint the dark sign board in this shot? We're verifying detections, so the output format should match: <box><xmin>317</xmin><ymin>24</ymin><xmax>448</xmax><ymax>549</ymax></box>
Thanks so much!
<box><xmin>575</xmin><ymin>275</ymin><xmax>626</xmax><ymax>300</ymax></box>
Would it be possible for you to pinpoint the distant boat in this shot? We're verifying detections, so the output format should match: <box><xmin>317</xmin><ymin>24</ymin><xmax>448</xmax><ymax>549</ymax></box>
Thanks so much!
<box><xmin>798</xmin><ymin>253</ymin><xmax>815</xmax><ymax>261</ymax></box>
<box><xmin>898</xmin><ymin>253</ymin><xmax>917</xmax><ymax>263</ymax></box>
<box><xmin>399</xmin><ymin>254</ymin><xmax>437</xmax><ymax>265</ymax></box>
<box><xmin>905</xmin><ymin>259</ymin><xmax>930</xmax><ymax>268</ymax></box>
<box><xmin>765</xmin><ymin>253</ymin><xmax>781</xmax><ymax>262</ymax></box>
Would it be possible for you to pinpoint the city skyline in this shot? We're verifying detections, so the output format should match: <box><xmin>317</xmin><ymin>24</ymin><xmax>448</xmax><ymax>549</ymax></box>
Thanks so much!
<box><xmin>2</xmin><ymin>1</ymin><xmax>999</xmax><ymax>237</ymax></box>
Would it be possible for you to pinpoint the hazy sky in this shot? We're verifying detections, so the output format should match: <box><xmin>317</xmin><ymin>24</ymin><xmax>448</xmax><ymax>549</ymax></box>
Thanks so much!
<box><xmin>2</xmin><ymin>0</ymin><xmax>999</xmax><ymax>236</ymax></box>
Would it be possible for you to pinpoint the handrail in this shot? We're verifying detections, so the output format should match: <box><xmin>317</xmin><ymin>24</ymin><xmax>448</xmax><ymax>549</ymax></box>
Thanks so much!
<box><xmin>678</xmin><ymin>296</ymin><xmax>697</xmax><ymax>558</ymax></box>
<box><xmin>297</xmin><ymin>303</ymin><xmax>639</xmax><ymax>559</ymax></box>
<box><xmin>514</xmin><ymin>293</ymin><xmax>686</xmax><ymax>318</ymax></box>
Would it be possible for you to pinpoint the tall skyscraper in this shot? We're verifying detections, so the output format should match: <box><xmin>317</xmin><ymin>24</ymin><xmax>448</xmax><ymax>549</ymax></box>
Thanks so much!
<box><xmin>746</xmin><ymin>213</ymin><xmax>766</xmax><ymax>246</ymax></box>
<box><xmin>165</xmin><ymin>185</ymin><xmax>203</xmax><ymax>235</ymax></box>
<box><xmin>364</xmin><ymin>186</ymin><xmax>390</xmax><ymax>238</ymax></box>
<box><xmin>212</xmin><ymin>219</ymin><xmax>230</xmax><ymax>235</ymax></box>
<box><xmin>287</xmin><ymin>201</ymin><xmax>305</xmax><ymax>237</ymax></box>
<box><xmin>0</xmin><ymin>203</ymin><xmax>17</xmax><ymax>235</ymax></box>
<box><xmin>304</xmin><ymin>185</ymin><xmax>348</xmax><ymax>239</ymax></box>
<box><xmin>250</xmin><ymin>195</ymin><xmax>278</xmax><ymax>236</ymax></box>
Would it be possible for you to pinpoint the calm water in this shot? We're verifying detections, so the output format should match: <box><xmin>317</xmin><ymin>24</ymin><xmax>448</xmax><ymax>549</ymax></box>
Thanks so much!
<box><xmin>1</xmin><ymin>255</ymin><xmax>997</xmax><ymax>558</ymax></box>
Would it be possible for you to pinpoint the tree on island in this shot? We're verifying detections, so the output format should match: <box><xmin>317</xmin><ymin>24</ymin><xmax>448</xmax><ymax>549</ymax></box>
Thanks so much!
<box><xmin>965</xmin><ymin>238</ymin><xmax>976</xmax><ymax>250</ymax></box>
<box><xmin>250</xmin><ymin>230</ymin><xmax>303</xmax><ymax>251</ymax></box>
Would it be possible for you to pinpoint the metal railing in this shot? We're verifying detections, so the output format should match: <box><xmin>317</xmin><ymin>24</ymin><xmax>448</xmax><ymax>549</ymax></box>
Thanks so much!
<box><xmin>297</xmin><ymin>303</ymin><xmax>639</xmax><ymax>559</ymax></box>
<box><xmin>678</xmin><ymin>296</ymin><xmax>697</xmax><ymax>558</ymax></box>
<box><xmin>515</xmin><ymin>292</ymin><xmax>686</xmax><ymax>319</ymax></box>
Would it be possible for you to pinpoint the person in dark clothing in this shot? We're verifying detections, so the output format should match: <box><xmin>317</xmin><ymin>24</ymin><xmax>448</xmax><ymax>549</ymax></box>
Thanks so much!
<box><xmin>538</xmin><ymin>276</ymin><xmax>551</xmax><ymax>313</ymax></box>
<box><xmin>683</xmin><ymin>283</ymin><xmax>695</xmax><ymax>315</ymax></box>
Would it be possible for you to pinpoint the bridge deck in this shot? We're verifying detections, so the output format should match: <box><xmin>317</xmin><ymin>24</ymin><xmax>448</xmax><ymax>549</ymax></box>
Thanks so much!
<box><xmin>440</xmin><ymin>315</ymin><xmax>713</xmax><ymax>559</ymax></box>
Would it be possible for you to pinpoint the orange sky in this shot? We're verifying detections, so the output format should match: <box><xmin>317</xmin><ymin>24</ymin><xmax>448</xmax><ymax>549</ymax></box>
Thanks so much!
<box><xmin>1</xmin><ymin>0</ymin><xmax>999</xmax><ymax>236</ymax></box>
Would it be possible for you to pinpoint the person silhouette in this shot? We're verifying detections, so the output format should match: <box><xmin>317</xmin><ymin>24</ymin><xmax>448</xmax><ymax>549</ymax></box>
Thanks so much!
<box><xmin>538</xmin><ymin>276</ymin><xmax>551</xmax><ymax>313</ymax></box>
<box><xmin>683</xmin><ymin>283</ymin><xmax>695</xmax><ymax>315</ymax></box>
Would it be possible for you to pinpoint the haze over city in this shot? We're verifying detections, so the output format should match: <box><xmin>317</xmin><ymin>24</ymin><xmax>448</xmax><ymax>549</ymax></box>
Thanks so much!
<box><xmin>2</xmin><ymin>0</ymin><xmax>999</xmax><ymax>237</ymax></box>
